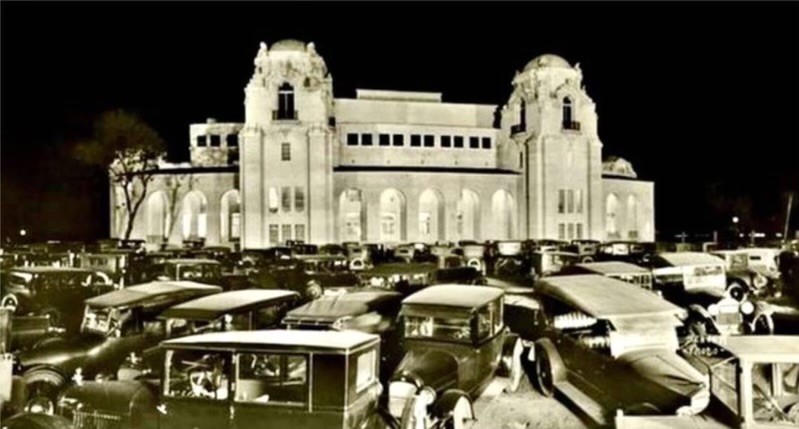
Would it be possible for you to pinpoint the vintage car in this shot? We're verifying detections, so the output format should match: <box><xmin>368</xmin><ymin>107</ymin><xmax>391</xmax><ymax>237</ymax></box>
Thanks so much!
<box><xmin>387</xmin><ymin>285</ymin><xmax>523</xmax><ymax>428</ymax></box>
<box><xmin>50</xmin><ymin>330</ymin><xmax>384</xmax><ymax>429</ymax></box>
<box><xmin>74</xmin><ymin>251</ymin><xmax>133</xmax><ymax>286</ymax></box>
<box><xmin>595</xmin><ymin>241</ymin><xmax>657</xmax><ymax>265</ymax></box>
<box><xmin>490</xmin><ymin>240</ymin><xmax>534</xmax><ymax>285</ymax></box>
<box><xmin>1</xmin><ymin>267</ymin><xmax>114</xmax><ymax>333</ymax></box>
<box><xmin>253</xmin><ymin>254</ymin><xmax>360</xmax><ymax>300</ymax></box>
<box><xmin>649</xmin><ymin>252</ymin><xmax>730</xmax><ymax>303</ymax></box>
<box><xmin>115</xmin><ymin>289</ymin><xmax>300</xmax><ymax>380</ymax></box>
<box><xmin>530</xmin><ymin>249</ymin><xmax>579</xmax><ymax>280</ymax></box>
<box><xmin>712</xmin><ymin>250</ymin><xmax>778</xmax><ymax>298</ymax></box>
<box><xmin>357</xmin><ymin>262</ymin><xmax>483</xmax><ymax>295</ymax></box>
<box><xmin>142</xmin><ymin>258</ymin><xmax>224</xmax><ymax>284</ymax></box>
<box><xmin>617</xmin><ymin>336</ymin><xmax>799</xmax><ymax>428</ymax></box>
<box><xmin>529</xmin><ymin>275</ymin><xmax>710</xmax><ymax>425</ymax></box>
<box><xmin>461</xmin><ymin>244</ymin><xmax>488</xmax><ymax>273</ymax></box>
<box><xmin>564</xmin><ymin>239</ymin><xmax>601</xmax><ymax>263</ymax></box>
<box><xmin>283</xmin><ymin>289</ymin><xmax>404</xmax><ymax>381</ymax></box>
<box><xmin>559</xmin><ymin>261</ymin><xmax>654</xmax><ymax>290</ymax></box>
<box><xmin>15</xmin><ymin>281</ymin><xmax>222</xmax><ymax>410</ymax></box>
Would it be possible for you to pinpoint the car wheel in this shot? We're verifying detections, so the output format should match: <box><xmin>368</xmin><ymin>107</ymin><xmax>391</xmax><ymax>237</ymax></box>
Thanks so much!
<box><xmin>534</xmin><ymin>340</ymin><xmax>565</xmax><ymax>397</ymax></box>
<box><xmin>580</xmin><ymin>256</ymin><xmax>594</xmax><ymax>263</ymax></box>
<box><xmin>726</xmin><ymin>281</ymin><xmax>747</xmax><ymax>301</ymax></box>
<box><xmin>23</xmin><ymin>368</ymin><xmax>65</xmax><ymax>413</ymax></box>
<box><xmin>1</xmin><ymin>294</ymin><xmax>19</xmax><ymax>312</ymax></box>
<box><xmin>753</xmin><ymin>314</ymin><xmax>775</xmax><ymax>335</ymax></box>
<box><xmin>444</xmin><ymin>396</ymin><xmax>473</xmax><ymax>429</ymax></box>
<box><xmin>498</xmin><ymin>338</ymin><xmax>524</xmax><ymax>393</ymax></box>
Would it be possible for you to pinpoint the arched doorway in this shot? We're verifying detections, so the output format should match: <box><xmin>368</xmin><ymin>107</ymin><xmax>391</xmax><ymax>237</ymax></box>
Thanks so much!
<box><xmin>146</xmin><ymin>191</ymin><xmax>169</xmax><ymax>241</ymax></box>
<box><xmin>380</xmin><ymin>189</ymin><xmax>406</xmax><ymax>243</ymax></box>
<box><xmin>605</xmin><ymin>193</ymin><xmax>619</xmax><ymax>240</ymax></box>
<box><xmin>456</xmin><ymin>189</ymin><xmax>480</xmax><ymax>241</ymax></box>
<box><xmin>418</xmin><ymin>189</ymin><xmax>444</xmax><ymax>243</ymax></box>
<box><xmin>182</xmin><ymin>191</ymin><xmax>207</xmax><ymax>240</ymax></box>
<box><xmin>220</xmin><ymin>190</ymin><xmax>241</xmax><ymax>243</ymax></box>
<box><xmin>339</xmin><ymin>189</ymin><xmax>365</xmax><ymax>242</ymax></box>
<box><xmin>491</xmin><ymin>190</ymin><xmax>516</xmax><ymax>240</ymax></box>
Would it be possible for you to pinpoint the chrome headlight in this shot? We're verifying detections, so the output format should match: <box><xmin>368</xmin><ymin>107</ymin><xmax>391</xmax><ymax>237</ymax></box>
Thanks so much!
<box><xmin>418</xmin><ymin>386</ymin><xmax>437</xmax><ymax>406</ymax></box>
<box><xmin>740</xmin><ymin>301</ymin><xmax>755</xmax><ymax>315</ymax></box>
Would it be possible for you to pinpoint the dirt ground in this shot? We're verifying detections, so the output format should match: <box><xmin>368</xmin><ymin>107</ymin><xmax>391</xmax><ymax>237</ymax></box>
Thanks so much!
<box><xmin>468</xmin><ymin>377</ymin><xmax>589</xmax><ymax>429</ymax></box>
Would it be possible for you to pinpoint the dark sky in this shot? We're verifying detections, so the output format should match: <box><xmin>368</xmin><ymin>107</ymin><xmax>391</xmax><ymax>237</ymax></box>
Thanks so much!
<box><xmin>2</xmin><ymin>1</ymin><xmax>798</xmax><ymax>242</ymax></box>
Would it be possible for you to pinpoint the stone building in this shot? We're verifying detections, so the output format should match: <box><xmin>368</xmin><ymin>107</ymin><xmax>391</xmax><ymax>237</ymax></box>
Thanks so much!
<box><xmin>111</xmin><ymin>39</ymin><xmax>655</xmax><ymax>249</ymax></box>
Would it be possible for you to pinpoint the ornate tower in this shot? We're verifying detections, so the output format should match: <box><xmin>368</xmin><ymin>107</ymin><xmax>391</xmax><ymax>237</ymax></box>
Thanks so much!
<box><xmin>499</xmin><ymin>54</ymin><xmax>603</xmax><ymax>240</ymax></box>
<box><xmin>239</xmin><ymin>40</ymin><xmax>335</xmax><ymax>248</ymax></box>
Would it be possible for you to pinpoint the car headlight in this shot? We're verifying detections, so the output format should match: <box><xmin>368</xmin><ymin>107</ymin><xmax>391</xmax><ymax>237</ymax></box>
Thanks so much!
<box><xmin>753</xmin><ymin>273</ymin><xmax>767</xmax><ymax>288</ymax></box>
<box><xmin>740</xmin><ymin>301</ymin><xmax>755</xmax><ymax>315</ymax></box>
<box><xmin>418</xmin><ymin>386</ymin><xmax>437</xmax><ymax>406</ymax></box>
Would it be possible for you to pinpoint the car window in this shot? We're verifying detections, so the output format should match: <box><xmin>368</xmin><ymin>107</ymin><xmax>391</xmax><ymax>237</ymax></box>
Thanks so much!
<box><xmin>355</xmin><ymin>349</ymin><xmax>377</xmax><ymax>393</ymax></box>
<box><xmin>235</xmin><ymin>353</ymin><xmax>308</xmax><ymax>405</ymax></box>
<box><xmin>405</xmin><ymin>315</ymin><xmax>471</xmax><ymax>343</ymax></box>
<box><xmin>165</xmin><ymin>349</ymin><xmax>230</xmax><ymax>401</ymax></box>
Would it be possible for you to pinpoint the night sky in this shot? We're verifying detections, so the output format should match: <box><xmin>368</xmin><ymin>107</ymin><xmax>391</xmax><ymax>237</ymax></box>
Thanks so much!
<box><xmin>1</xmin><ymin>2</ymin><xmax>797</xmax><ymax>243</ymax></box>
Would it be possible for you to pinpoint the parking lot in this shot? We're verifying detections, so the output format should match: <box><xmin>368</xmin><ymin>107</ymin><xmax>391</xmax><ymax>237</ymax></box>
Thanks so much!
<box><xmin>470</xmin><ymin>380</ymin><xmax>588</xmax><ymax>429</ymax></box>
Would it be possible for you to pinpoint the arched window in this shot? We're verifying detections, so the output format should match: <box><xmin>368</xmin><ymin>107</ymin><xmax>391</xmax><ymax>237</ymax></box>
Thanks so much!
<box><xmin>146</xmin><ymin>191</ymin><xmax>170</xmax><ymax>241</ymax></box>
<box><xmin>418</xmin><ymin>189</ymin><xmax>444</xmax><ymax>243</ymax></box>
<box><xmin>380</xmin><ymin>189</ymin><xmax>406</xmax><ymax>243</ymax></box>
<box><xmin>181</xmin><ymin>191</ymin><xmax>207</xmax><ymax>240</ymax></box>
<box><xmin>605</xmin><ymin>193</ymin><xmax>619</xmax><ymax>240</ymax></box>
<box><xmin>220</xmin><ymin>190</ymin><xmax>241</xmax><ymax>243</ymax></box>
<box><xmin>562</xmin><ymin>97</ymin><xmax>573</xmax><ymax>129</ymax></box>
<box><xmin>456</xmin><ymin>190</ymin><xmax>481</xmax><ymax>241</ymax></box>
<box><xmin>491</xmin><ymin>190</ymin><xmax>516</xmax><ymax>240</ymax></box>
<box><xmin>339</xmin><ymin>189</ymin><xmax>365</xmax><ymax>242</ymax></box>
<box><xmin>276</xmin><ymin>83</ymin><xmax>296</xmax><ymax>120</ymax></box>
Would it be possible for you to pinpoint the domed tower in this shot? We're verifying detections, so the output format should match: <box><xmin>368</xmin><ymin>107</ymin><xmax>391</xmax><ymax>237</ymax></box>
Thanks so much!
<box><xmin>239</xmin><ymin>40</ymin><xmax>336</xmax><ymax>248</ymax></box>
<box><xmin>499</xmin><ymin>54</ymin><xmax>603</xmax><ymax>240</ymax></box>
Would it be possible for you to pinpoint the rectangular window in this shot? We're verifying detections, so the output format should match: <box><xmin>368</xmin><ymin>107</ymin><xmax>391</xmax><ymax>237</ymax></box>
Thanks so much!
<box><xmin>567</xmin><ymin>190</ymin><xmax>575</xmax><ymax>214</ymax></box>
<box><xmin>576</xmin><ymin>190</ymin><xmax>583</xmax><ymax>214</ymax></box>
<box><xmin>558</xmin><ymin>190</ymin><xmax>566</xmax><ymax>214</ymax></box>
<box><xmin>165</xmin><ymin>349</ymin><xmax>229</xmax><ymax>400</ymax></box>
<box><xmin>576</xmin><ymin>223</ymin><xmax>584</xmax><ymax>239</ymax></box>
<box><xmin>355</xmin><ymin>350</ymin><xmax>377</xmax><ymax>393</ymax></box>
<box><xmin>567</xmin><ymin>223</ymin><xmax>575</xmax><ymax>240</ymax></box>
<box><xmin>392</xmin><ymin>134</ymin><xmax>404</xmax><ymax>147</ymax></box>
<box><xmin>197</xmin><ymin>135</ymin><xmax>207</xmax><ymax>147</ymax></box>
<box><xmin>410</xmin><ymin>134</ymin><xmax>421</xmax><ymax>147</ymax></box>
<box><xmin>235</xmin><ymin>353</ymin><xmax>308</xmax><ymax>405</ymax></box>
<box><xmin>481</xmin><ymin>137</ymin><xmax>491</xmax><ymax>149</ymax></box>
<box><xmin>210</xmin><ymin>135</ymin><xmax>221</xmax><ymax>147</ymax></box>
<box><xmin>281</xmin><ymin>187</ymin><xmax>291</xmax><ymax>212</ymax></box>
<box><xmin>294</xmin><ymin>187</ymin><xmax>305</xmax><ymax>212</ymax></box>
<box><xmin>295</xmin><ymin>224</ymin><xmax>305</xmax><ymax>241</ymax></box>
<box><xmin>282</xmin><ymin>224</ymin><xmax>292</xmax><ymax>241</ymax></box>
<box><xmin>558</xmin><ymin>223</ymin><xmax>566</xmax><ymax>240</ymax></box>
<box><xmin>454</xmin><ymin>136</ymin><xmax>464</xmax><ymax>148</ymax></box>
<box><xmin>441</xmin><ymin>135</ymin><xmax>452</xmax><ymax>148</ymax></box>
<box><xmin>347</xmin><ymin>133</ymin><xmax>359</xmax><ymax>146</ymax></box>
<box><xmin>424</xmin><ymin>135</ymin><xmax>435</xmax><ymax>147</ymax></box>
<box><xmin>281</xmin><ymin>143</ymin><xmax>291</xmax><ymax>161</ymax></box>
<box><xmin>361</xmin><ymin>134</ymin><xmax>373</xmax><ymax>146</ymax></box>
<box><xmin>379</xmin><ymin>134</ymin><xmax>390</xmax><ymax>146</ymax></box>
<box><xmin>269</xmin><ymin>224</ymin><xmax>279</xmax><ymax>245</ymax></box>
<box><xmin>226</xmin><ymin>134</ymin><xmax>238</xmax><ymax>147</ymax></box>
<box><xmin>469</xmin><ymin>137</ymin><xmax>479</xmax><ymax>149</ymax></box>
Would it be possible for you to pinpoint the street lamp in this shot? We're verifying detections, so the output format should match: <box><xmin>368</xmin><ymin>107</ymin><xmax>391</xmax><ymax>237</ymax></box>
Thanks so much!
<box><xmin>19</xmin><ymin>229</ymin><xmax>27</xmax><ymax>237</ymax></box>
<box><xmin>732</xmin><ymin>216</ymin><xmax>739</xmax><ymax>224</ymax></box>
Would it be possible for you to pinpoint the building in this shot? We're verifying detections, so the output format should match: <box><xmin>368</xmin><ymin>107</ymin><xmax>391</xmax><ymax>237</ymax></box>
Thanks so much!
<box><xmin>111</xmin><ymin>39</ymin><xmax>655</xmax><ymax>249</ymax></box>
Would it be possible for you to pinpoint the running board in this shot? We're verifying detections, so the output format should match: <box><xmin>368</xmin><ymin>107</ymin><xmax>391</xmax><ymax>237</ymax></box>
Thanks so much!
<box><xmin>555</xmin><ymin>381</ymin><xmax>609</xmax><ymax>428</ymax></box>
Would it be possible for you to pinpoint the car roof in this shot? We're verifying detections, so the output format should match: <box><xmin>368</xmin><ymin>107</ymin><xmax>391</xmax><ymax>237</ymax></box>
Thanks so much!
<box><xmin>575</xmin><ymin>261</ymin><xmax>650</xmax><ymax>274</ymax></box>
<box><xmin>85</xmin><ymin>281</ymin><xmax>222</xmax><ymax>308</ymax></box>
<box><xmin>718</xmin><ymin>336</ymin><xmax>799</xmax><ymax>363</ymax></box>
<box><xmin>165</xmin><ymin>258</ymin><xmax>220</xmax><ymax>265</ymax></box>
<box><xmin>403</xmin><ymin>285</ymin><xmax>504</xmax><ymax>309</ymax></box>
<box><xmin>10</xmin><ymin>267</ymin><xmax>93</xmax><ymax>274</ymax></box>
<box><xmin>656</xmin><ymin>252</ymin><xmax>724</xmax><ymax>266</ymax></box>
<box><xmin>537</xmin><ymin>275</ymin><xmax>683</xmax><ymax>320</ymax></box>
<box><xmin>285</xmin><ymin>290</ymin><xmax>402</xmax><ymax>320</ymax></box>
<box><xmin>159</xmin><ymin>289</ymin><xmax>299</xmax><ymax>320</ymax></box>
<box><xmin>163</xmin><ymin>329</ymin><xmax>379</xmax><ymax>352</ymax></box>
<box><xmin>362</xmin><ymin>263</ymin><xmax>438</xmax><ymax>275</ymax></box>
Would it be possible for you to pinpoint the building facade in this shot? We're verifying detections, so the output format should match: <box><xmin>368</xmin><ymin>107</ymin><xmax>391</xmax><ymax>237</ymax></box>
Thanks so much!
<box><xmin>112</xmin><ymin>39</ymin><xmax>655</xmax><ymax>249</ymax></box>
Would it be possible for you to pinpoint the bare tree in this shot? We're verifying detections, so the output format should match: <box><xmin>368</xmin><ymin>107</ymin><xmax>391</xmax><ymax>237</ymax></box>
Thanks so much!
<box><xmin>75</xmin><ymin>110</ymin><xmax>166</xmax><ymax>240</ymax></box>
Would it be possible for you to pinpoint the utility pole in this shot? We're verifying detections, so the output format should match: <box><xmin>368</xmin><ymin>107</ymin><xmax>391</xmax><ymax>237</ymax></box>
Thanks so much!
<box><xmin>785</xmin><ymin>193</ymin><xmax>794</xmax><ymax>244</ymax></box>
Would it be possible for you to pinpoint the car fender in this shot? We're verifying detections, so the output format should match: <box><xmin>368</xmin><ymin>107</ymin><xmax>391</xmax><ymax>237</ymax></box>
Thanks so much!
<box><xmin>686</xmin><ymin>304</ymin><xmax>712</xmax><ymax>320</ymax></box>
<box><xmin>430</xmin><ymin>389</ymin><xmax>473</xmax><ymax>422</ymax></box>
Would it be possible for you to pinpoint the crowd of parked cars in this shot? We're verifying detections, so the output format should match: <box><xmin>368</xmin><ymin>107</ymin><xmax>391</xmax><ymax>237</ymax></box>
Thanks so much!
<box><xmin>0</xmin><ymin>236</ymin><xmax>798</xmax><ymax>429</ymax></box>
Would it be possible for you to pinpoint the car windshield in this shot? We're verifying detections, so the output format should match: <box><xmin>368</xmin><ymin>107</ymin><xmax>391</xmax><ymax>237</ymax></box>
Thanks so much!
<box><xmin>81</xmin><ymin>306</ymin><xmax>120</xmax><ymax>336</ymax></box>
<box><xmin>7</xmin><ymin>272</ymin><xmax>33</xmax><ymax>287</ymax></box>
<box><xmin>405</xmin><ymin>315</ymin><xmax>472</xmax><ymax>343</ymax></box>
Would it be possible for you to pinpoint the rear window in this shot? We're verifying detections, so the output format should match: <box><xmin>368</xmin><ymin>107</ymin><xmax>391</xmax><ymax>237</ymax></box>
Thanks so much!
<box><xmin>355</xmin><ymin>349</ymin><xmax>376</xmax><ymax>393</ymax></box>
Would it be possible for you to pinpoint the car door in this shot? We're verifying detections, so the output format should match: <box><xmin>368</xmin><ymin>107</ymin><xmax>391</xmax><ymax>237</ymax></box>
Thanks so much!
<box><xmin>160</xmin><ymin>348</ymin><xmax>232</xmax><ymax>429</ymax></box>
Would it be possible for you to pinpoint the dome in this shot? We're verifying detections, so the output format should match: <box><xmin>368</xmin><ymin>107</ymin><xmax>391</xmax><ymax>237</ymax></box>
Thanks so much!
<box><xmin>523</xmin><ymin>54</ymin><xmax>571</xmax><ymax>72</ymax></box>
<box><xmin>602</xmin><ymin>156</ymin><xmax>638</xmax><ymax>179</ymax></box>
<box><xmin>271</xmin><ymin>39</ymin><xmax>307</xmax><ymax>52</ymax></box>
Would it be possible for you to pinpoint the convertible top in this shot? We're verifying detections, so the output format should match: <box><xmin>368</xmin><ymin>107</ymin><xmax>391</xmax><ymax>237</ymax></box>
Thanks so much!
<box><xmin>284</xmin><ymin>290</ymin><xmax>402</xmax><ymax>321</ymax></box>
<box><xmin>159</xmin><ymin>289</ymin><xmax>298</xmax><ymax>321</ymax></box>
<box><xmin>575</xmin><ymin>261</ymin><xmax>650</xmax><ymax>274</ymax></box>
<box><xmin>163</xmin><ymin>329</ymin><xmax>379</xmax><ymax>352</ymax></box>
<box><xmin>85</xmin><ymin>281</ymin><xmax>221</xmax><ymax>309</ymax></box>
<box><xmin>537</xmin><ymin>275</ymin><xmax>684</xmax><ymax>320</ymax></box>
<box><xmin>655</xmin><ymin>252</ymin><xmax>725</xmax><ymax>267</ymax></box>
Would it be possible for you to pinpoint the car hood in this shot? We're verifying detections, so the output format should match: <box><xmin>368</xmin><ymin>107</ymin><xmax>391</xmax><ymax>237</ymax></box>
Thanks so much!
<box><xmin>619</xmin><ymin>348</ymin><xmax>707</xmax><ymax>399</ymax></box>
<box><xmin>61</xmin><ymin>380</ymin><xmax>158</xmax><ymax>415</ymax></box>
<box><xmin>392</xmin><ymin>348</ymin><xmax>458</xmax><ymax>393</ymax></box>
<box><xmin>18</xmin><ymin>333</ymin><xmax>107</xmax><ymax>369</ymax></box>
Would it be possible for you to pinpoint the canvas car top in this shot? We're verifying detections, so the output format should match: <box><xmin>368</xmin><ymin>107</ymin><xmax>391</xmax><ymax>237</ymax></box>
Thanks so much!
<box><xmin>159</xmin><ymin>289</ymin><xmax>299</xmax><ymax>320</ymax></box>
<box><xmin>575</xmin><ymin>261</ymin><xmax>650</xmax><ymax>274</ymax></box>
<box><xmin>715</xmin><ymin>335</ymin><xmax>799</xmax><ymax>363</ymax></box>
<box><xmin>655</xmin><ymin>252</ymin><xmax>725</xmax><ymax>267</ymax></box>
<box><xmin>403</xmin><ymin>285</ymin><xmax>504</xmax><ymax>309</ymax></box>
<box><xmin>85</xmin><ymin>281</ymin><xmax>222</xmax><ymax>308</ymax></box>
<box><xmin>285</xmin><ymin>290</ymin><xmax>402</xmax><ymax>320</ymax></box>
<box><xmin>537</xmin><ymin>275</ymin><xmax>684</xmax><ymax>319</ymax></box>
<box><xmin>163</xmin><ymin>329</ymin><xmax>379</xmax><ymax>352</ymax></box>
<box><xmin>9</xmin><ymin>266</ymin><xmax>94</xmax><ymax>274</ymax></box>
